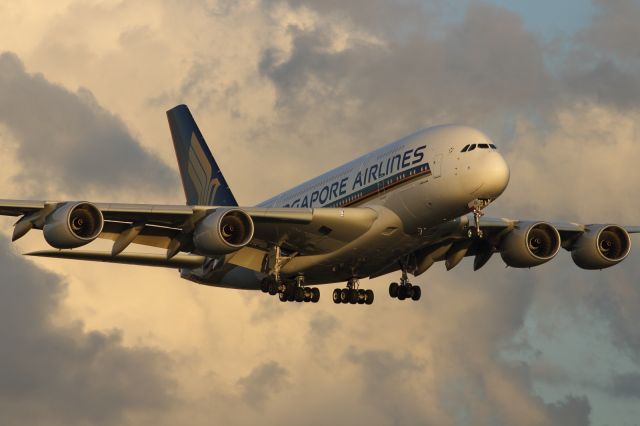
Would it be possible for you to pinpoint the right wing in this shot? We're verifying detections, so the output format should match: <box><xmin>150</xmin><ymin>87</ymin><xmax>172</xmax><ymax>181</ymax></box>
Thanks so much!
<box><xmin>0</xmin><ymin>199</ymin><xmax>378</xmax><ymax>267</ymax></box>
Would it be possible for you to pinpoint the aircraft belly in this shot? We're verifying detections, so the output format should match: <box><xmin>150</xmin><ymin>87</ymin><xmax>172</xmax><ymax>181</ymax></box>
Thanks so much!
<box><xmin>280</xmin><ymin>205</ymin><xmax>430</xmax><ymax>285</ymax></box>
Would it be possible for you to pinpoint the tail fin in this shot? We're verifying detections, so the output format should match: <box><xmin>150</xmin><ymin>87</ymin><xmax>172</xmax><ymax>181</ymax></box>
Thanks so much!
<box><xmin>166</xmin><ymin>105</ymin><xmax>238</xmax><ymax>206</ymax></box>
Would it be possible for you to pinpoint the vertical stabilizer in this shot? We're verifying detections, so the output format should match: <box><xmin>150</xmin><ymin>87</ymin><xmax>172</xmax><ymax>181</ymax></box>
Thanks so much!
<box><xmin>166</xmin><ymin>105</ymin><xmax>238</xmax><ymax>206</ymax></box>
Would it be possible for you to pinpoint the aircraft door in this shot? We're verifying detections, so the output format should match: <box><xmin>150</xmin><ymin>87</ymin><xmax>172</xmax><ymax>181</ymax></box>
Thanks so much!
<box><xmin>432</xmin><ymin>154</ymin><xmax>443</xmax><ymax>178</ymax></box>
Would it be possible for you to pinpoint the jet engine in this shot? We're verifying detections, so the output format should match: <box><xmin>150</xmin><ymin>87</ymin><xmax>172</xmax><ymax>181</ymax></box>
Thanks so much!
<box><xmin>193</xmin><ymin>208</ymin><xmax>255</xmax><ymax>255</ymax></box>
<box><xmin>43</xmin><ymin>202</ymin><xmax>104</xmax><ymax>249</ymax></box>
<box><xmin>571</xmin><ymin>225</ymin><xmax>630</xmax><ymax>270</ymax></box>
<box><xmin>500</xmin><ymin>222</ymin><xmax>561</xmax><ymax>268</ymax></box>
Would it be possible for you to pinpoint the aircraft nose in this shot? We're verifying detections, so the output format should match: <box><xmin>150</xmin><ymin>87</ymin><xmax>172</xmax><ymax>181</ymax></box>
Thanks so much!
<box><xmin>480</xmin><ymin>152</ymin><xmax>510</xmax><ymax>199</ymax></box>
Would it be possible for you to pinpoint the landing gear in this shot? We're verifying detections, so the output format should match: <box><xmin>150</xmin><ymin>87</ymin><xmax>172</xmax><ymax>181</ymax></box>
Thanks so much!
<box><xmin>467</xmin><ymin>198</ymin><xmax>490</xmax><ymax>238</ymax></box>
<box><xmin>389</xmin><ymin>267</ymin><xmax>421</xmax><ymax>301</ymax></box>
<box><xmin>332</xmin><ymin>279</ymin><xmax>374</xmax><ymax>305</ymax></box>
<box><xmin>261</xmin><ymin>275</ymin><xmax>320</xmax><ymax>304</ymax></box>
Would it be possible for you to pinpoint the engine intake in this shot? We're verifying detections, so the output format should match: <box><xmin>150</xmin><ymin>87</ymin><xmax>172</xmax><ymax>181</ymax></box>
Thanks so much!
<box><xmin>43</xmin><ymin>202</ymin><xmax>104</xmax><ymax>249</ymax></box>
<box><xmin>500</xmin><ymin>222</ymin><xmax>561</xmax><ymax>268</ymax></box>
<box><xmin>571</xmin><ymin>225</ymin><xmax>631</xmax><ymax>270</ymax></box>
<box><xmin>193</xmin><ymin>208</ymin><xmax>254</xmax><ymax>255</ymax></box>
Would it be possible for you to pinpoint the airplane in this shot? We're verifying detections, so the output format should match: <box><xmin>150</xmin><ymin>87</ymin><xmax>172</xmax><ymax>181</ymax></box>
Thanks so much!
<box><xmin>0</xmin><ymin>105</ymin><xmax>637</xmax><ymax>305</ymax></box>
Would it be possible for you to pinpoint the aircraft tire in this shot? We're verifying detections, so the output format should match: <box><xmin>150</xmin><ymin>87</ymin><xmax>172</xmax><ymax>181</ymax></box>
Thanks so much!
<box><xmin>411</xmin><ymin>286</ymin><xmax>421</xmax><ymax>301</ymax></box>
<box><xmin>332</xmin><ymin>288</ymin><xmax>341</xmax><ymax>304</ymax></box>
<box><xmin>389</xmin><ymin>282</ymin><xmax>399</xmax><ymax>298</ymax></box>
<box><xmin>340</xmin><ymin>288</ymin><xmax>350</xmax><ymax>304</ymax></box>
<box><xmin>357</xmin><ymin>289</ymin><xmax>366</xmax><ymax>304</ymax></box>
<box><xmin>398</xmin><ymin>286</ymin><xmax>407</xmax><ymax>300</ymax></box>
<box><xmin>348</xmin><ymin>290</ymin><xmax>357</xmax><ymax>304</ymax></box>
<box><xmin>311</xmin><ymin>288</ymin><xmax>320</xmax><ymax>303</ymax></box>
<box><xmin>278</xmin><ymin>291</ymin><xmax>288</xmax><ymax>302</ymax></box>
<box><xmin>295</xmin><ymin>287</ymin><xmax>305</xmax><ymax>302</ymax></box>
<box><xmin>260</xmin><ymin>278</ymin><xmax>270</xmax><ymax>293</ymax></box>
<box><xmin>365</xmin><ymin>289</ymin><xmax>374</xmax><ymax>305</ymax></box>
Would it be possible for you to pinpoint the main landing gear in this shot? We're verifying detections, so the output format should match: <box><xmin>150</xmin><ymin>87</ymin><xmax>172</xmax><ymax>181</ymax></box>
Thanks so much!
<box><xmin>260</xmin><ymin>275</ymin><xmax>320</xmax><ymax>304</ymax></box>
<box><xmin>332</xmin><ymin>279</ymin><xmax>374</xmax><ymax>305</ymax></box>
<box><xmin>388</xmin><ymin>267</ymin><xmax>421</xmax><ymax>301</ymax></box>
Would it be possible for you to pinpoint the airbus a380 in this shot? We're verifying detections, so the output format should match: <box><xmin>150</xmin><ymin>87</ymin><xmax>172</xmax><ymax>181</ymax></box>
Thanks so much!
<box><xmin>1</xmin><ymin>105</ymin><xmax>637</xmax><ymax>305</ymax></box>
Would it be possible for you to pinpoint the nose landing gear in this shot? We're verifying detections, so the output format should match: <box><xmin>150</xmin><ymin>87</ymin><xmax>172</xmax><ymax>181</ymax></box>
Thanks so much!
<box><xmin>332</xmin><ymin>278</ymin><xmax>374</xmax><ymax>305</ymax></box>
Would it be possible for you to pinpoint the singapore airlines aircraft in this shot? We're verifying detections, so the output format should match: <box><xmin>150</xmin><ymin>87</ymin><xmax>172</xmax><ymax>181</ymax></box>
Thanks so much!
<box><xmin>1</xmin><ymin>105</ymin><xmax>638</xmax><ymax>305</ymax></box>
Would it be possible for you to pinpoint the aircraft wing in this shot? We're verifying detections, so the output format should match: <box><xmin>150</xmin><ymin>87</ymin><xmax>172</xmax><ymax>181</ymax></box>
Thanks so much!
<box><xmin>385</xmin><ymin>214</ymin><xmax>640</xmax><ymax>276</ymax></box>
<box><xmin>0</xmin><ymin>199</ymin><xmax>378</xmax><ymax>258</ymax></box>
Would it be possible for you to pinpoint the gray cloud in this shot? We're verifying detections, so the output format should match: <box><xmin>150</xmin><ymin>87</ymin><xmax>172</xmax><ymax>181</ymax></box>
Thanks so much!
<box><xmin>237</xmin><ymin>361</ymin><xmax>289</xmax><ymax>408</ymax></box>
<box><xmin>0</xmin><ymin>235</ymin><xmax>175</xmax><ymax>425</ymax></box>
<box><xmin>546</xmin><ymin>396</ymin><xmax>591</xmax><ymax>426</ymax></box>
<box><xmin>0</xmin><ymin>52</ymin><xmax>178</xmax><ymax>201</ymax></box>
<box><xmin>257</xmin><ymin>3</ymin><xmax>553</xmax><ymax>153</ymax></box>
<box><xmin>611</xmin><ymin>373</ymin><xmax>640</xmax><ymax>399</ymax></box>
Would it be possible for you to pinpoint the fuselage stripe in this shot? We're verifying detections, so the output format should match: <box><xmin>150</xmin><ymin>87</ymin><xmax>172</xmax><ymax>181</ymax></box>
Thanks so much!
<box><xmin>326</xmin><ymin>163</ymin><xmax>432</xmax><ymax>208</ymax></box>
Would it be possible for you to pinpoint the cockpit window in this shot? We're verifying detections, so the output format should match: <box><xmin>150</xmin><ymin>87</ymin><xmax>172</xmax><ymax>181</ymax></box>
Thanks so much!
<box><xmin>461</xmin><ymin>144</ymin><xmax>470</xmax><ymax>152</ymax></box>
<box><xmin>478</xmin><ymin>143</ymin><xmax>489</xmax><ymax>149</ymax></box>
<box><xmin>468</xmin><ymin>144</ymin><xmax>477</xmax><ymax>151</ymax></box>
<box><xmin>489</xmin><ymin>144</ymin><xmax>497</xmax><ymax>149</ymax></box>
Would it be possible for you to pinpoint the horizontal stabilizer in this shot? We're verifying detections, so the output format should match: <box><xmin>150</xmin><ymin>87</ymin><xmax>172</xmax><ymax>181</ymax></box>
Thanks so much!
<box><xmin>26</xmin><ymin>250</ymin><xmax>205</xmax><ymax>269</ymax></box>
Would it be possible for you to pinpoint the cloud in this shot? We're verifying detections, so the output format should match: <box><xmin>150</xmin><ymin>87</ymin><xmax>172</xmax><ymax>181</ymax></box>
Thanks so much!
<box><xmin>0</xmin><ymin>52</ymin><xmax>178</xmax><ymax>201</ymax></box>
<box><xmin>237</xmin><ymin>361</ymin><xmax>289</xmax><ymax>408</ymax></box>
<box><xmin>0</xmin><ymin>235</ymin><xmax>175</xmax><ymax>425</ymax></box>
<box><xmin>611</xmin><ymin>373</ymin><xmax>640</xmax><ymax>399</ymax></box>
<box><xmin>259</xmin><ymin>3</ymin><xmax>552</xmax><ymax>150</ymax></box>
<box><xmin>546</xmin><ymin>396</ymin><xmax>591</xmax><ymax>426</ymax></box>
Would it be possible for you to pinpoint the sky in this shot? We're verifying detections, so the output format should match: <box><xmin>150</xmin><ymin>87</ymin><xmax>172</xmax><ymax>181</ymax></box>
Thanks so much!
<box><xmin>0</xmin><ymin>0</ymin><xmax>639</xmax><ymax>425</ymax></box>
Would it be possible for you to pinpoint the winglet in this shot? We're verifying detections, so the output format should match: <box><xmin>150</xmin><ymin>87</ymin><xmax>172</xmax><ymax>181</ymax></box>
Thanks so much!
<box><xmin>166</xmin><ymin>105</ymin><xmax>238</xmax><ymax>206</ymax></box>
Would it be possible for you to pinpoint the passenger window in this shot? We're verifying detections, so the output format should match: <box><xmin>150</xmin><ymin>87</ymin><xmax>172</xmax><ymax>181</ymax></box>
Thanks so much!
<box><xmin>489</xmin><ymin>144</ymin><xmax>497</xmax><ymax>149</ymax></box>
<box><xmin>479</xmin><ymin>143</ymin><xmax>489</xmax><ymax>149</ymax></box>
<box><xmin>468</xmin><ymin>144</ymin><xmax>477</xmax><ymax>151</ymax></box>
<box><xmin>461</xmin><ymin>144</ymin><xmax>470</xmax><ymax>152</ymax></box>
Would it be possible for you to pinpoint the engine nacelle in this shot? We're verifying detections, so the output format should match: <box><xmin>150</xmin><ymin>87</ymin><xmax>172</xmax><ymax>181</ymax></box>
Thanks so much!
<box><xmin>500</xmin><ymin>222</ymin><xmax>561</xmax><ymax>268</ymax></box>
<box><xmin>193</xmin><ymin>208</ymin><xmax>254</xmax><ymax>255</ymax></box>
<box><xmin>571</xmin><ymin>225</ymin><xmax>631</xmax><ymax>270</ymax></box>
<box><xmin>43</xmin><ymin>202</ymin><xmax>104</xmax><ymax>249</ymax></box>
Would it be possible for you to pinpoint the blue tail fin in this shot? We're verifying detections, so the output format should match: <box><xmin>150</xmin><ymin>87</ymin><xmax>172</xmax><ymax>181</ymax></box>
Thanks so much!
<box><xmin>166</xmin><ymin>105</ymin><xmax>238</xmax><ymax>206</ymax></box>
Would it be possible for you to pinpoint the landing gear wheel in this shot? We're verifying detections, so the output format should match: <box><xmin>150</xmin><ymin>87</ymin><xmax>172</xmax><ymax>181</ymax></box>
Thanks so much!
<box><xmin>333</xmin><ymin>288</ymin><xmax>341</xmax><ymax>304</ymax></box>
<box><xmin>357</xmin><ymin>289</ymin><xmax>366</xmax><ymax>304</ymax></box>
<box><xmin>295</xmin><ymin>287</ymin><xmax>305</xmax><ymax>302</ymax></box>
<box><xmin>303</xmin><ymin>287</ymin><xmax>311</xmax><ymax>303</ymax></box>
<box><xmin>287</xmin><ymin>285</ymin><xmax>295</xmax><ymax>302</ymax></box>
<box><xmin>348</xmin><ymin>289</ymin><xmax>358</xmax><ymax>304</ymax></box>
<box><xmin>268</xmin><ymin>281</ymin><xmax>278</xmax><ymax>296</ymax></box>
<box><xmin>278</xmin><ymin>291</ymin><xmax>288</xmax><ymax>302</ymax></box>
<box><xmin>260</xmin><ymin>278</ymin><xmax>270</xmax><ymax>293</ymax></box>
<box><xmin>398</xmin><ymin>285</ymin><xmax>407</xmax><ymax>300</ymax></box>
<box><xmin>340</xmin><ymin>288</ymin><xmax>350</xmax><ymax>304</ymax></box>
<box><xmin>389</xmin><ymin>282</ymin><xmax>399</xmax><ymax>298</ymax></box>
<box><xmin>311</xmin><ymin>288</ymin><xmax>320</xmax><ymax>303</ymax></box>
<box><xmin>365</xmin><ymin>289</ymin><xmax>374</xmax><ymax>305</ymax></box>
<box><xmin>411</xmin><ymin>285</ymin><xmax>421</xmax><ymax>301</ymax></box>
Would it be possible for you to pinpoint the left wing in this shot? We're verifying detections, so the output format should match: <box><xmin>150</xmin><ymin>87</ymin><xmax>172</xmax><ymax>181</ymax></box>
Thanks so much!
<box><xmin>397</xmin><ymin>214</ymin><xmax>639</xmax><ymax>276</ymax></box>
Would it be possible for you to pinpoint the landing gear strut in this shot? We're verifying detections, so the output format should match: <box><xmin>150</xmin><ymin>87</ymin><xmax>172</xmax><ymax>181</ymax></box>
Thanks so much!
<box><xmin>260</xmin><ymin>275</ymin><xmax>320</xmax><ymax>304</ymax></box>
<box><xmin>467</xmin><ymin>198</ymin><xmax>490</xmax><ymax>238</ymax></box>
<box><xmin>259</xmin><ymin>247</ymin><xmax>320</xmax><ymax>303</ymax></box>
<box><xmin>332</xmin><ymin>278</ymin><xmax>374</xmax><ymax>305</ymax></box>
<box><xmin>388</xmin><ymin>266</ymin><xmax>421</xmax><ymax>301</ymax></box>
